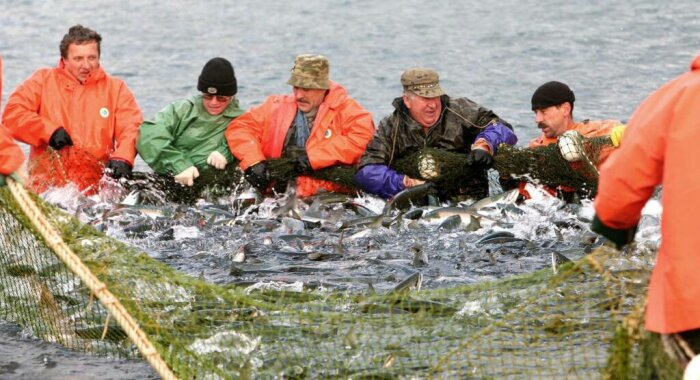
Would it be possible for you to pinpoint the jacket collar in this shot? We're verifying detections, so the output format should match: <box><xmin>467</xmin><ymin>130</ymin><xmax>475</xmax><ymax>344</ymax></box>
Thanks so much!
<box><xmin>57</xmin><ymin>58</ymin><xmax>106</xmax><ymax>85</ymax></box>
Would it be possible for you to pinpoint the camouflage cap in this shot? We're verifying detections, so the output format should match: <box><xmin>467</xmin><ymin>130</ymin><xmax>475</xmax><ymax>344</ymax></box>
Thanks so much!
<box><xmin>287</xmin><ymin>54</ymin><xmax>330</xmax><ymax>90</ymax></box>
<box><xmin>400</xmin><ymin>67</ymin><xmax>445</xmax><ymax>98</ymax></box>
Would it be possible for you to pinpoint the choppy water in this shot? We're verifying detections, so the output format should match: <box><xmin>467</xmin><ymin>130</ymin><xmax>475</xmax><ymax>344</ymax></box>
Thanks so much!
<box><xmin>0</xmin><ymin>0</ymin><xmax>688</xmax><ymax>377</ymax></box>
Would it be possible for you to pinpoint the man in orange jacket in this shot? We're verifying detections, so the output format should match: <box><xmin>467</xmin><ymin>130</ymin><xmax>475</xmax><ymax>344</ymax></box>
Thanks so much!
<box><xmin>530</xmin><ymin>81</ymin><xmax>626</xmax><ymax>165</ymax></box>
<box><xmin>592</xmin><ymin>54</ymin><xmax>700</xmax><ymax>370</ymax></box>
<box><xmin>0</xmin><ymin>55</ymin><xmax>25</xmax><ymax>184</ymax></box>
<box><xmin>225</xmin><ymin>54</ymin><xmax>374</xmax><ymax>197</ymax></box>
<box><xmin>524</xmin><ymin>81</ymin><xmax>626</xmax><ymax>199</ymax></box>
<box><xmin>2</xmin><ymin>25</ymin><xmax>143</xmax><ymax>194</ymax></box>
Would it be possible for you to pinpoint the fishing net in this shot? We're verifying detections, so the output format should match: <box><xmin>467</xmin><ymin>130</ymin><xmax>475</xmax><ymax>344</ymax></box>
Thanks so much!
<box><xmin>261</xmin><ymin>134</ymin><xmax>613</xmax><ymax>199</ymax></box>
<box><xmin>0</xmin><ymin>176</ymin><xmax>681</xmax><ymax>379</ymax></box>
<box><xmin>28</xmin><ymin>147</ymin><xmax>106</xmax><ymax>195</ymax></box>
<box><xmin>126</xmin><ymin>165</ymin><xmax>246</xmax><ymax>205</ymax></box>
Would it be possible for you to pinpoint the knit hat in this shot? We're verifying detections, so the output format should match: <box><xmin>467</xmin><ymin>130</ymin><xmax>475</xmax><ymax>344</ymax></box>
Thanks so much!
<box><xmin>531</xmin><ymin>81</ymin><xmax>575</xmax><ymax>110</ymax></box>
<box><xmin>198</xmin><ymin>57</ymin><xmax>237</xmax><ymax>96</ymax></box>
<box><xmin>401</xmin><ymin>68</ymin><xmax>445</xmax><ymax>98</ymax></box>
<box><xmin>287</xmin><ymin>54</ymin><xmax>330</xmax><ymax>90</ymax></box>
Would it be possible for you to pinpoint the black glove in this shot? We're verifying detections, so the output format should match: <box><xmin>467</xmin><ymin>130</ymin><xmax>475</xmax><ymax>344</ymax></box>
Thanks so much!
<box><xmin>294</xmin><ymin>152</ymin><xmax>313</xmax><ymax>175</ymax></box>
<box><xmin>105</xmin><ymin>159</ymin><xmax>132</xmax><ymax>179</ymax></box>
<box><xmin>244</xmin><ymin>161</ymin><xmax>271</xmax><ymax>190</ymax></box>
<box><xmin>49</xmin><ymin>127</ymin><xmax>73</xmax><ymax>150</ymax></box>
<box><xmin>591</xmin><ymin>214</ymin><xmax>637</xmax><ymax>250</ymax></box>
<box><xmin>469</xmin><ymin>148</ymin><xmax>494</xmax><ymax>168</ymax></box>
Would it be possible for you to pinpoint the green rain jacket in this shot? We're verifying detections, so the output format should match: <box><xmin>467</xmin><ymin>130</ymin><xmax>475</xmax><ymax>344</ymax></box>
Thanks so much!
<box><xmin>137</xmin><ymin>95</ymin><xmax>244</xmax><ymax>175</ymax></box>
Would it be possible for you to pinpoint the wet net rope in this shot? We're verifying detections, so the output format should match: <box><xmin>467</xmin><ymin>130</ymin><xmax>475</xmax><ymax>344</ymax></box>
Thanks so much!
<box><xmin>5</xmin><ymin>178</ymin><xmax>176</xmax><ymax>380</ymax></box>
<box><xmin>0</xmin><ymin>178</ymin><xmax>679</xmax><ymax>378</ymax></box>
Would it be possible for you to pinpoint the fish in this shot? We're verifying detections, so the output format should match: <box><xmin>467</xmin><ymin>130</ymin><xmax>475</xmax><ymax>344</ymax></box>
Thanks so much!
<box><xmin>338</xmin><ymin>215</ymin><xmax>387</xmax><ymax>230</ymax></box>
<box><xmin>382</xmin><ymin>183</ymin><xmax>437</xmax><ymax>214</ymax></box>
<box><xmin>402</xmin><ymin>208</ymin><xmax>424</xmax><ymax>220</ymax></box>
<box><xmin>551</xmin><ymin>251</ymin><xmax>572</xmax><ymax>274</ymax></box>
<box><xmin>344</xmin><ymin>202</ymin><xmax>378</xmax><ymax>217</ymax></box>
<box><xmin>465</xmin><ymin>215</ymin><xmax>482</xmax><ymax>232</ymax></box>
<box><xmin>106</xmin><ymin>204</ymin><xmax>175</xmax><ymax>219</ymax></box>
<box><xmin>466</xmin><ymin>188</ymin><xmax>520</xmax><ymax>211</ymax></box>
<box><xmin>334</xmin><ymin>231</ymin><xmax>349</xmax><ymax>255</ymax></box>
<box><xmin>390</xmin><ymin>272</ymin><xmax>423</xmax><ymax>294</ymax></box>
<box><xmin>412</xmin><ymin>246</ymin><xmax>429</xmax><ymax>267</ymax></box>
<box><xmin>438</xmin><ymin>214</ymin><xmax>462</xmax><ymax>231</ymax></box>
<box><xmin>423</xmin><ymin>207</ymin><xmax>487</xmax><ymax>224</ymax></box>
<box><xmin>120</xmin><ymin>190</ymin><xmax>141</xmax><ymax>206</ymax></box>
<box><xmin>475</xmin><ymin>231</ymin><xmax>522</xmax><ymax>245</ymax></box>
<box><xmin>231</xmin><ymin>247</ymin><xmax>246</xmax><ymax>263</ymax></box>
<box><xmin>198</xmin><ymin>204</ymin><xmax>236</xmax><ymax>219</ymax></box>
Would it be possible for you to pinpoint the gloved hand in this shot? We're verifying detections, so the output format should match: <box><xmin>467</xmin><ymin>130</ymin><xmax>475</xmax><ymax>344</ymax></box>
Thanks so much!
<box><xmin>610</xmin><ymin>124</ymin><xmax>627</xmax><ymax>148</ymax></box>
<box><xmin>244</xmin><ymin>161</ymin><xmax>271</xmax><ymax>190</ymax></box>
<box><xmin>105</xmin><ymin>159</ymin><xmax>132</xmax><ymax>179</ymax></box>
<box><xmin>591</xmin><ymin>214</ymin><xmax>637</xmax><ymax>250</ymax></box>
<box><xmin>206</xmin><ymin>151</ymin><xmax>228</xmax><ymax>170</ymax></box>
<box><xmin>174</xmin><ymin>166</ymin><xmax>200</xmax><ymax>187</ymax></box>
<box><xmin>49</xmin><ymin>127</ymin><xmax>73</xmax><ymax>150</ymax></box>
<box><xmin>294</xmin><ymin>152</ymin><xmax>313</xmax><ymax>175</ymax></box>
<box><xmin>469</xmin><ymin>148</ymin><xmax>494</xmax><ymax>168</ymax></box>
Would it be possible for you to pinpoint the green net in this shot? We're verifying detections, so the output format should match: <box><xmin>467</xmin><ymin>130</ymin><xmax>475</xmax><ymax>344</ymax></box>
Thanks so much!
<box><xmin>0</xmin><ymin>181</ymin><xmax>682</xmax><ymax>379</ymax></box>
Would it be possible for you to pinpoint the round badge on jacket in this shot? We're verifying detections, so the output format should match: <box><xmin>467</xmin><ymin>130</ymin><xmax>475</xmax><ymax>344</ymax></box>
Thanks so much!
<box><xmin>99</xmin><ymin>107</ymin><xmax>110</xmax><ymax>118</ymax></box>
<box><xmin>324</xmin><ymin>129</ymin><xmax>332</xmax><ymax>139</ymax></box>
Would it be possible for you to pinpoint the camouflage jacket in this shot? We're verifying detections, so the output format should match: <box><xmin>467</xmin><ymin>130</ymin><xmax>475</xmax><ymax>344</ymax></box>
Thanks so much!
<box><xmin>359</xmin><ymin>95</ymin><xmax>512</xmax><ymax>167</ymax></box>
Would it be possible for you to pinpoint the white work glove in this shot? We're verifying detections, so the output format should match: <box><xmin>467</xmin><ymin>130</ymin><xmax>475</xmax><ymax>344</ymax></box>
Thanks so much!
<box><xmin>207</xmin><ymin>151</ymin><xmax>228</xmax><ymax>170</ymax></box>
<box><xmin>557</xmin><ymin>130</ymin><xmax>585</xmax><ymax>162</ymax></box>
<box><xmin>174</xmin><ymin>166</ymin><xmax>200</xmax><ymax>187</ymax></box>
<box><xmin>685</xmin><ymin>354</ymin><xmax>700</xmax><ymax>380</ymax></box>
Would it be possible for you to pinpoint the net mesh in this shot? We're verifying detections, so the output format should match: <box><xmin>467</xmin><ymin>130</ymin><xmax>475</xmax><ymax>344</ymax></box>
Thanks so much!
<box><xmin>0</xmin><ymin>182</ymin><xmax>680</xmax><ymax>379</ymax></box>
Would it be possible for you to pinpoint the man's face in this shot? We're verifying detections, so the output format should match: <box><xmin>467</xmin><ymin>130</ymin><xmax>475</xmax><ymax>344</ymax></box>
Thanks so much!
<box><xmin>534</xmin><ymin>103</ymin><xmax>570</xmax><ymax>138</ymax></box>
<box><xmin>403</xmin><ymin>92</ymin><xmax>442</xmax><ymax>129</ymax></box>
<box><xmin>293</xmin><ymin>87</ymin><xmax>327</xmax><ymax>113</ymax></box>
<box><xmin>62</xmin><ymin>41</ymin><xmax>100</xmax><ymax>83</ymax></box>
<box><xmin>202</xmin><ymin>94</ymin><xmax>233</xmax><ymax>116</ymax></box>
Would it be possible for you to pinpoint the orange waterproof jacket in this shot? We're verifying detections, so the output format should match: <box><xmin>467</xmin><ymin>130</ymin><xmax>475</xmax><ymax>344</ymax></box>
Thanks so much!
<box><xmin>226</xmin><ymin>81</ymin><xmax>374</xmax><ymax>197</ymax></box>
<box><xmin>595</xmin><ymin>55</ymin><xmax>700</xmax><ymax>334</ymax></box>
<box><xmin>2</xmin><ymin>60</ymin><xmax>143</xmax><ymax>193</ymax></box>
<box><xmin>0</xmin><ymin>55</ymin><xmax>24</xmax><ymax>176</ymax></box>
<box><xmin>529</xmin><ymin>119</ymin><xmax>622</xmax><ymax>167</ymax></box>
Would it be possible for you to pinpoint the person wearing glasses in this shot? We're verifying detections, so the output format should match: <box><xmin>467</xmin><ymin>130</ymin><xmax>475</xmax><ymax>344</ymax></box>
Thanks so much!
<box><xmin>137</xmin><ymin>57</ymin><xmax>244</xmax><ymax>186</ymax></box>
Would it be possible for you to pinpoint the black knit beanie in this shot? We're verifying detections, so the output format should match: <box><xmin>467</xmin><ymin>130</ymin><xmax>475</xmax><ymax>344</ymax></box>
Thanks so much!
<box><xmin>198</xmin><ymin>57</ymin><xmax>237</xmax><ymax>96</ymax></box>
<box><xmin>531</xmin><ymin>81</ymin><xmax>575</xmax><ymax>110</ymax></box>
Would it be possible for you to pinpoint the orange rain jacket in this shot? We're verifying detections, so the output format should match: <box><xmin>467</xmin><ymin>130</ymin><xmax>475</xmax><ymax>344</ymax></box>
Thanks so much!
<box><xmin>226</xmin><ymin>81</ymin><xmax>374</xmax><ymax>197</ymax></box>
<box><xmin>0</xmin><ymin>55</ymin><xmax>24</xmax><ymax>176</ymax></box>
<box><xmin>529</xmin><ymin>119</ymin><xmax>622</xmax><ymax>167</ymax></box>
<box><xmin>595</xmin><ymin>54</ymin><xmax>700</xmax><ymax>334</ymax></box>
<box><xmin>1</xmin><ymin>60</ymin><xmax>143</xmax><ymax>193</ymax></box>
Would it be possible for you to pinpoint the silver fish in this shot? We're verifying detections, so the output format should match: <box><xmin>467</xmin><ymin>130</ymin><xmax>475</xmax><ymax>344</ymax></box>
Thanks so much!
<box><xmin>390</xmin><ymin>272</ymin><xmax>423</xmax><ymax>294</ymax></box>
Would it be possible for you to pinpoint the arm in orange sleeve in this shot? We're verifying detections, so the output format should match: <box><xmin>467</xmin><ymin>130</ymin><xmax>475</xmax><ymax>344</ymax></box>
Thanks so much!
<box><xmin>594</xmin><ymin>87</ymin><xmax>671</xmax><ymax>230</ymax></box>
<box><xmin>110</xmin><ymin>81</ymin><xmax>143</xmax><ymax>166</ymax></box>
<box><xmin>306</xmin><ymin>101</ymin><xmax>375</xmax><ymax>169</ymax></box>
<box><xmin>0</xmin><ymin>128</ymin><xmax>23</xmax><ymax>176</ymax></box>
<box><xmin>225</xmin><ymin>99</ymin><xmax>271</xmax><ymax>171</ymax></box>
<box><xmin>2</xmin><ymin>69</ymin><xmax>62</xmax><ymax>147</ymax></box>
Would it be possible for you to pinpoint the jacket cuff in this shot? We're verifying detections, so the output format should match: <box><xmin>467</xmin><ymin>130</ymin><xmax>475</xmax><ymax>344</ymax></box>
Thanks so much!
<box><xmin>471</xmin><ymin>138</ymin><xmax>493</xmax><ymax>154</ymax></box>
<box><xmin>107</xmin><ymin>157</ymin><xmax>133</xmax><ymax>167</ymax></box>
<box><xmin>591</xmin><ymin>214</ymin><xmax>637</xmax><ymax>249</ymax></box>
